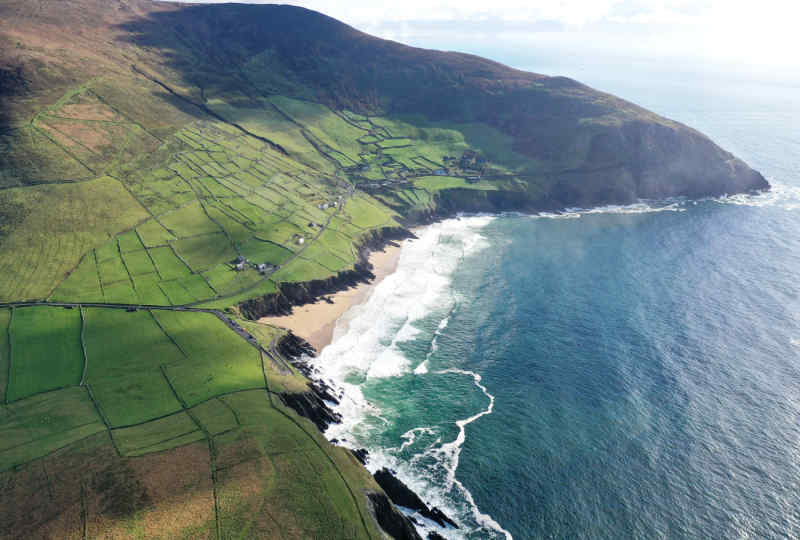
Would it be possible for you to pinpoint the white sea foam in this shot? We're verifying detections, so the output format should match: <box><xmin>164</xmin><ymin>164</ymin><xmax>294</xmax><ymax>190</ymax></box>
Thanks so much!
<box><xmin>399</xmin><ymin>427</ymin><xmax>437</xmax><ymax>452</ymax></box>
<box><xmin>310</xmin><ymin>215</ymin><xmax>512</xmax><ymax>539</ymax></box>
<box><xmin>431</xmin><ymin>369</ymin><xmax>514</xmax><ymax>540</ymax></box>
<box><xmin>707</xmin><ymin>181</ymin><xmax>800</xmax><ymax>210</ymax></box>
<box><xmin>415</xmin><ymin>314</ymin><xmax>452</xmax><ymax>375</ymax></box>
<box><xmin>527</xmin><ymin>181</ymin><xmax>800</xmax><ymax>220</ymax></box>
<box><xmin>533</xmin><ymin>201</ymin><xmax>685</xmax><ymax>220</ymax></box>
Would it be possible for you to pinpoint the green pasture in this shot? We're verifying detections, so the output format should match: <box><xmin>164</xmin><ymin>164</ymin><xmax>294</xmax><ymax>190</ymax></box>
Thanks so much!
<box><xmin>0</xmin><ymin>386</ymin><xmax>105</xmax><ymax>471</ymax></box>
<box><xmin>173</xmin><ymin>232</ymin><xmax>237</xmax><ymax>272</ymax></box>
<box><xmin>414</xmin><ymin>175</ymin><xmax>499</xmax><ymax>192</ymax></box>
<box><xmin>113</xmin><ymin>411</ymin><xmax>203</xmax><ymax>457</ymax></box>
<box><xmin>50</xmin><ymin>252</ymin><xmax>104</xmax><ymax>303</ymax></box>
<box><xmin>121</xmin><ymin>249</ymin><xmax>156</xmax><ymax>276</ymax></box>
<box><xmin>154</xmin><ymin>311</ymin><xmax>264</xmax><ymax>406</ymax></box>
<box><xmin>149</xmin><ymin>246</ymin><xmax>192</xmax><ymax>280</ymax></box>
<box><xmin>160</xmin><ymin>202</ymin><xmax>222</xmax><ymax>238</ymax></box>
<box><xmin>136</xmin><ymin>219</ymin><xmax>175</xmax><ymax>247</ymax></box>
<box><xmin>0</xmin><ymin>177</ymin><xmax>148</xmax><ymax>301</ymax></box>
<box><xmin>6</xmin><ymin>307</ymin><xmax>83</xmax><ymax>402</ymax></box>
<box><xmin>83</xmin><ymin>308</ymin><xmax>184</xmax><ymax>426</ymax></box>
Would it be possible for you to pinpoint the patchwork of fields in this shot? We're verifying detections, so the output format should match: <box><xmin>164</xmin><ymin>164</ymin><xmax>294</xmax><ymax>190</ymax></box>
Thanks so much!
<box><xmin>0</xmin><ymin>305</ymin><xmax>383</xmax><ymax>538</ymax></box>
<box><xmin>0</xmin><ymin>76</ymin><xmax>527</xmax><ymax>538</ymax></box>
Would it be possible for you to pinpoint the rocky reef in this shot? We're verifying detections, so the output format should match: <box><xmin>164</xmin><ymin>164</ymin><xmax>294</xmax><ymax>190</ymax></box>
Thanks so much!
<box><xmin>373</xmin><ymin>468</ymin><xmax>459</xmax><ymax>530</ymax></box>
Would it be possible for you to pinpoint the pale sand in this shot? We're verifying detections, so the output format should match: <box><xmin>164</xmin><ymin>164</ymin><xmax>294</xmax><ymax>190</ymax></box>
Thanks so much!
<box><xmin>259</xmin><ymin>244</ymin><xmax>403</xmax><ymax>353</ymax></box>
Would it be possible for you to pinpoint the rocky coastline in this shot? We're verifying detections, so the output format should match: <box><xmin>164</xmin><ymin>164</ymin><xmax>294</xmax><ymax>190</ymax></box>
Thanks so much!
<box><xmin>251</xmin><ymin>184</ymin><xmax>773</xmax><ymax>539</ymax></box>
<box><xmin>239</xmin><ymin>226</ymin><xmax>414</xmax><ymax>320</ymax></box>
<box><xmin>274</xmin><ymin>330</ymin><xmax>458</xmax><ymax>540</ymax></box>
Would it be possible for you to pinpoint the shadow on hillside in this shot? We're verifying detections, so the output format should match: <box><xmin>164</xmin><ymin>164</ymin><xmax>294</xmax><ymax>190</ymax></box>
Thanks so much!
<box><xmin>0</xmin><ymin>65</ymin><xmax>30</xmax><ymax>234</ymax></box>
<box><xmin>111</xmin><ymin>2</ymin><xmax>537</xmax><ymax>120</ymax></box>
<box><xmin>113</xmin><ymin>3</ymin><xmax>334</xmax><ymax>104</ymax></box>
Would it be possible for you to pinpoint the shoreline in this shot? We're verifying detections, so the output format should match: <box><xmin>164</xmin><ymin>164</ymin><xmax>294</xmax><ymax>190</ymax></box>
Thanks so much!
<box><xmin>259</xmin><ymin>242</ymin><xmax>405</xmax><ymax>353</ymax></box>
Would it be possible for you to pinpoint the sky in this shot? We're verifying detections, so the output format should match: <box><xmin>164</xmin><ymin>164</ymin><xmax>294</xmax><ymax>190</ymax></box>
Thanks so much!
<box><xmin>173</xmin><ymin>1</ymin><xmax>799</xmax><ymax>85</ymax></box>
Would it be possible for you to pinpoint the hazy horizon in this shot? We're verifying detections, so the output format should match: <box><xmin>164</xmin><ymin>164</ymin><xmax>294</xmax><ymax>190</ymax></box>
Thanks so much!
<box><xmin>170</xmin><ymin>0</ymin><xmax>800</xmax><ymax>88</ymax></box>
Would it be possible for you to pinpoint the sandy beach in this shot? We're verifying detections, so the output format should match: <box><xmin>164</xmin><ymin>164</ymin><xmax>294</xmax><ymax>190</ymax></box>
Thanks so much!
<box><xmin>259</xmin><ymin>243</ymin><xmax>403</xmax><ymax>353</ymax></box>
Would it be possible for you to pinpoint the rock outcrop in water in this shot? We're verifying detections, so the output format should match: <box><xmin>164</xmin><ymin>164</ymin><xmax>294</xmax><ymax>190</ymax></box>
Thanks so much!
<box><xmin>367</xmin><ymin>492</ymin><xmax>424</xmax><ymax>540</ymax></box>
<box><xmin>373</xmin><ymin>468</ymin><xmax>459</xmax><ymax>529</ymax></box>
<box><xmin>274</xmin><ymin>332</ymin><xmax>455</xmax><ymax>539</ymax></box>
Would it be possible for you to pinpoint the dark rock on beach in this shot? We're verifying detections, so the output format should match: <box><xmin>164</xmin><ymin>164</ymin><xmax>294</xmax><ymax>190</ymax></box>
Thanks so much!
<box><xmin>351</xmin><ymin>448</ymin><xmax>370</xmax><ymax>465</ymax></box>
<box><xmin>239</xmin><ymin>226</ymin><xmax>414</xmax><ymax>320</ymax></box>
<box><xmin>368</xmin><ymin>492</ymin><xmax>423</xmax><ymax>540</ymax></box>
<box><xmin>373</xmin><ymin>468</ymin><xmax>459</xmax><ymax>529</ymax></box>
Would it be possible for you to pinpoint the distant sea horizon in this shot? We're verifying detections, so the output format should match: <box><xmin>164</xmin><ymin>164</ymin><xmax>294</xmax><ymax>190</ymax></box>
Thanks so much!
<box><xmin>311</xmin><ymin>65</ymin><xmax>800</xmax><ymax>539</ymax></box>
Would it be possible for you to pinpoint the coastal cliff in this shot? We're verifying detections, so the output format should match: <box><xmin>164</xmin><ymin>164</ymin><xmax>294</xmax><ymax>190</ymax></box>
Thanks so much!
<box><xmin>239</xmin><ymin>227</ymin><xmax>413</xmax><ymax>320</ymax></box>
<box><xmin>113</xmin><ymin>2</ymin><xmax>769</xmax><ymax>205</ymax></box>
<box><xmin>0</xmin><ymin>1</ymin><xmax>772</xmax><ymax>539</ymax></box>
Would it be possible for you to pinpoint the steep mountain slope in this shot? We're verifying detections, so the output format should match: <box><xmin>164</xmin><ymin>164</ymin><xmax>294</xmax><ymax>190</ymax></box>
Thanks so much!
<box><xmin>2</xmin><ymin>0</ymin><xmax>767</xmax><ymax>202</ymax></box>
<box><xmin>0</xmin><ymin>1</ymin><xmax>769</xmax><ymax>538</ymax></box>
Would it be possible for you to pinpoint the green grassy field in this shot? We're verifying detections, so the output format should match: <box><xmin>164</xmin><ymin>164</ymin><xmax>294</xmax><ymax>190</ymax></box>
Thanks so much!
<box><xmin>0</xmin><ymin>47</ymin><xmax>532</xmax><ymax>539</ymax></box>
<box><xmin>0</xmin><ymin>177</ymin><xmax>149</xmax><ymax>301</ymax></box>
<box><xmin>149</xmin><ymin>246</ymin><xmax>192</xmax><ymax>280</ymax></box>
<box><xmin>0</xmin><ymin>386</ymin><xmax>106</xmax><ymax>470</ymax></box>
<box><xmin>113</xmin><ymin>411</ymin><xmax>203</xmax><ymax>456</ymax></box>
<box><xmin>50</xmin><ymin>252</ymin><xmax>104</xmax><ymax>302</ymax></box>
<box><xmin>121</xmin><ymin>249</ymin><xmax>156</xmax><ymax>276</ymax></box>
<box><xmin>414</xmin><ymin>175</ymin><xmax>499</xmax><ymax>192</ymax></box>
<box><xmin>0</xmin><ymin>309</ymin><xmax>9</xmax><ymax>404</ymax></box>
<box><xmin>154</xmin><ymin>311</ymin><xmax>265</xmax><ymax>407</ymax></box>
<box><xmin>83</xmin><ymin>309</ymin><xmax>184</xmax><ymax>427</ymax></box>
<box><xmin>6</xmin><ymin>307</ymin><xmax>84</xmax><ymax>402</ymax></box>
<box><xmin>239</xmin><ymin>238</ymin><xmax>294</xmax><ymax>266</ymax></box>
<box><xmin>136</xmin><ymin>218</ymin><xmax>176</xmax><ymax>247</ymax></box>
<box><xmin>173</xmin><ymin>232</ymin><xmax>237</xmax><ymax>272</ymax></box>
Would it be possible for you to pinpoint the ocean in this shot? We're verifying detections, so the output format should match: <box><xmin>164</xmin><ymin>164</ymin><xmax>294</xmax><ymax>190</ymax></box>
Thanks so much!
<box><xmin>312</xmin><ymin>68</ymin><xmax>800</xmax><ymax>539</ymax></box>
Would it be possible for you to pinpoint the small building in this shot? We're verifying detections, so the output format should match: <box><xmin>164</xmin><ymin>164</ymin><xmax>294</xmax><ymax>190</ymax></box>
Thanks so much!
<box><xmin>234</xmin><ymin>262</ymin><xmax>246</xmax><ymax>271</ymax></box>
<box><xmin>297</xmin><ymin>237</ymin><xmax>305</xmax><ymax>246</ymax></box>
<box><xmin>257</xmin><ymin>263</ymin><xmax>269</xmax><ymax>273</ymax></box>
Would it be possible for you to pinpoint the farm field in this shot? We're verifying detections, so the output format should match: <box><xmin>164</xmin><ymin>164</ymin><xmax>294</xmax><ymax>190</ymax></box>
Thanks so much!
<box><xmin>5</xmin><ymin>87</ymin><xmax>510</xmax><ymax>312</ymax></box>
<box><xmin>0</xmin><ymin>305</ymin><xmax>383</xmax><ymax>539</ymax></box>
<box><xmin>0</xmin><ymin>29</ymin><xmax>517</xmax><ymax>538</ymax></box>
<box><xmin>83</xmin><ymin>308</ymin><xmax>185</xmax><ymax>426</ymax></box>
<box><xmin>6</xmin><ymin>307</ymin><xmax>84</xmax><ymax>402</ymax></box>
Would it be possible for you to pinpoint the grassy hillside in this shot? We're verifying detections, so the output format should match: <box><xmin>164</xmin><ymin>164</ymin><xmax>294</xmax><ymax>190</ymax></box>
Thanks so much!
<box><xmin>0</xmin><ymin>0</ymin><xmax>770</xmax><ymax>538</ymax></box>
<box><xmin>0</xmin><ymin>306</ymin><xmax>383</xmax><ymax>539</ymax></box>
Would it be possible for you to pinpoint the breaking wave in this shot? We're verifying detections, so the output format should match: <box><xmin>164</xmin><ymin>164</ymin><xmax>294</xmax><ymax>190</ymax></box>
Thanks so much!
<box><xmin>309</xmin><ymin>216</ymin><xmax>512</xmax><ymax>539</ymax></box>
<box><xmin>531</xmin><ymin>180</ymin><xmax>799</xmax><ymax>220</ymax></box>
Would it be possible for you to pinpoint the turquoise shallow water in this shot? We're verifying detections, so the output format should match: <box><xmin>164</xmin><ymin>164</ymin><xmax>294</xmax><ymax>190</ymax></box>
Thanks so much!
<box><xmin>313</xmin><ymin>73</ymin><xmax>800</xmax><ymax>539</ymax></box>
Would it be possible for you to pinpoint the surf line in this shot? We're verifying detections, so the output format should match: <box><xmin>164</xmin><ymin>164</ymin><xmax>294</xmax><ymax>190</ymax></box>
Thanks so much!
<box><xmin>414</xmin><ymin>229</ymin><xmax>477</xmax><ymax>376</ymax></box>
<box><xmin>431</xmin><ymin>368</ymin><xmax>514</xmax><ymax>540</ymax></box>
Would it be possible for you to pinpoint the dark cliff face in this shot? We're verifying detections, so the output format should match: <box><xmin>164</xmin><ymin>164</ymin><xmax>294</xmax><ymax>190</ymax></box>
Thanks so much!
<box><xmin>545</xmin><ymin>119</ymin><xmax>768</xmax><ymax>207</ymax></box>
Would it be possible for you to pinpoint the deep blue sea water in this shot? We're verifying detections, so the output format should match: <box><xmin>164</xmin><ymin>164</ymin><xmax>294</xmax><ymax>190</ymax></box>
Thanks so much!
<box><xmin>313</xmin><ymin>72</ymin><xmax>800</xmax><ymax>539</ymax></box>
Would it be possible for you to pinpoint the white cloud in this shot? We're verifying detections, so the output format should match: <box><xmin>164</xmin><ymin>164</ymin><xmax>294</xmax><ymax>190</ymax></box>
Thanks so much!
<box><xmin>171</xmin><ymin>0</ymin><xmax>800</xmax><ymax>72</ymax></box>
